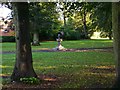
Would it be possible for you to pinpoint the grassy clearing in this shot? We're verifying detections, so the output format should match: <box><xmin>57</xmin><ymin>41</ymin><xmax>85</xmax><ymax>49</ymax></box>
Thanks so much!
<box><xmin>2</xmin><ymin>51</ymin><xmax>115</xmax><ymax>88</ymax></box>
<box><xmin>1</xmin><ymin>39</ymin><xmax>115</xmax><ymax>88</ymax></box>
<box><xmin>32</xmin><ymin>52</ymin><xmax>115</xmax><ymax>88</ymax></box>
<box><xmin>2</xmin><ymin>39</ymin><xmax>113</xmax><ymax>51</ymax></box>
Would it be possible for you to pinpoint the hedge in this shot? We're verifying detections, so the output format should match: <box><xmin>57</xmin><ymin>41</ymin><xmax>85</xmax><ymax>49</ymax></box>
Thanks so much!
<box><xmin>0</xmin><ymin>36</ymin><xmax>15</xmax><ymax>42</ymax></box>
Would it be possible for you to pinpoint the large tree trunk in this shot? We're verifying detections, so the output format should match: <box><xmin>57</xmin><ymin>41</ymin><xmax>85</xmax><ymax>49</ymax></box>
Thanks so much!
<box><xmin>112</xmin><ymin>2</ymin><xmax>120</xmax><ymax>88</ymax></box>
<box><xmin>11</xmin><ymin>2</ymin><xmax>37</xmax><ymax>82</ymax></box>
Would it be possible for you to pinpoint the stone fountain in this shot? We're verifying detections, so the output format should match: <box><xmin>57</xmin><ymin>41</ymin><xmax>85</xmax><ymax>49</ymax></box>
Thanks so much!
<box><xmin>53</xmin><ymin>31</ymin><xmax>66</xmax><ymax>51</ymax></box>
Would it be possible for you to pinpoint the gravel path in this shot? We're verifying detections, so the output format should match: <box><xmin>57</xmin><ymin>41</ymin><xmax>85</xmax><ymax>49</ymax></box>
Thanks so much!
<box><xmin>1</xmin><ymin>47</ymin><xmax>113</xmax><ymax>54</ymax></box>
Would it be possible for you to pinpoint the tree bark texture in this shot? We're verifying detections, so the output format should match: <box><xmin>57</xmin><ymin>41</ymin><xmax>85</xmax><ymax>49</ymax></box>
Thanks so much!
<box><xmin>112</xmin><ymin>2</ymin><xmax>120</xmax><ymax>88</ymax></box>
<box><xmin>11</xmin><ymin>2</ymin><xmax>37</xmax><ymax>81</ymax></box>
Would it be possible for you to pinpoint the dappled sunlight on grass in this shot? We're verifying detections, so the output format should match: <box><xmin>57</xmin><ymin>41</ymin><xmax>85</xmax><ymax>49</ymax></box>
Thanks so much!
<box><xmin>58</xmin><ymin>65</ymin><xmax>116</xmax><ymax>88</ymax></box>
<box><xmin>2</xmin><ymin>40</ymin><xmax>115</xmax><ymax>88</ymax></box>
<box><xmin>33</xmin><ymin>58</ymin><xmax>116</xmax><ymax>88</ymax></box>
<box><xmin>35</xmin><ymin>66</ymin><xmax>57</xmax><ymax>70</ymax></box>
<box><xmin>0</xmin><ymin>74</ymin><xmax>9</xmax><ymax>77</ymax></box>
<box><xmin>0</xmin><ymin>65</ymin><xmax>12</xmax><ymax>69</ymax></box>
<box><xmin>37</xmin><ymin>48</ymin><xmax>51</xmax><ymax>50</ymax></box>
<box><xmin>58</xmin><ymin>72</ymin><xmax>115</xmax><ymax>88</ymax></box>
<box><xmin>84</xmin><ymin>71</ymin><xmax>115</xmax><ymax>76</ymax></box>
<box><xmin>44</xmin><ymin>78</ymin><xmax>57</xmax><ymax>82</ymax></box>
<box><xmin>95</xmin><ymin>65</ymin><xmax>115</xmax><ymax>69</ymax></box>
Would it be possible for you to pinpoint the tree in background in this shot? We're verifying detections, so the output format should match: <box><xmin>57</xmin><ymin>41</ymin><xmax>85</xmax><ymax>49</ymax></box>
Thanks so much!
<box><xmin>11</xmin><ymin>2</ymin><xmax>37</xmax><ymax>81</ymax></box>
<box><xmin>58</xmin><ymin>2</ymin><xmax>73</xmax><ymax>29</ymax></box>
<box><xmin>91</xmin><ymin>2</ymin><xmax>112</xmax><ymax>40</ymax></box>
<box><xmin>61</xmin><ymin>2</ymin><xmax>94</xmax><ymax>39</ymax></box>
<box><xmin>29</xmin><ymin>3</ymin><xmax>41</xmax><ymax>46</ymax></box>
<box><xmin>29</xmin><ymin>2</ymin><xmax>60</xmax><ymax>44</ymax></box>
<box><xmin>70</xmin><ymin>2</ymin><xmax>112</xmax><ymax>40</ymax></box>
<box><xmin>2</xmin><ymin>2</ymin><xmax>113</xmax><ymax>43</ymax></box>
<box><xmin>57</xmin><ymin>2</ymin><xmax>76</xmax><ymax>39</ymax></box>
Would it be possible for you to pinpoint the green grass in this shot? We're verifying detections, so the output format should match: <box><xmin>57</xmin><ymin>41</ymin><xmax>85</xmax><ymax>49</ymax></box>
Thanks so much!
<box><xmin>63</xmin><ymin>39</ymin><xmax>113</xmax><ymax>49</ymax></box>
<box><xmin>2</xmin><ymin>39</ymin><xmax>113</xmax><ymax>51</ymax></box>
<box><xmin>1</xmin><ymin>39</ymin><xmax>116</xmax><ymax>88</ymax></box>
<box><xmin>2</xmin><ymin>52</ymin><xmax>115</xmax><ymax>88</ymax></box>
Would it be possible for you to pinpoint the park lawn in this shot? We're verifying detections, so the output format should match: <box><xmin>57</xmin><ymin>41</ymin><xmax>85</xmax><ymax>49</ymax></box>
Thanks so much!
<box><xmin>2</xmin><ymin>39</ymin><xmax>113</xmax><ymax>51</ymax></box>
<box><xmin>1</xmin><ymin>39</ymin><xmax>115</xmax><ymax>88</ymax></box>
<box><xmin>2</xmin><ymin>51</ymin><xmax>116</xmax><ymax>88</ymax></box>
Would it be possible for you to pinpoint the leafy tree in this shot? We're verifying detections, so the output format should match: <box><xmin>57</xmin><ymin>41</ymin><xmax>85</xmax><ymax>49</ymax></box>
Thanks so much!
<box><xmin>91</xmin><ymin>2</ymin><xmax>112</xmax><ymax>40</ymax></box>
<box><xmin>71</xmin><ymin>2</ymin><xmax>90</xmax><ymax>39</ymax></box>
<box><xmin>62</xmin><ymin>2</ymin><xmax>94</xmax><ymax>39</ymax></box>
<box><xmin>57</xmin><ymin>2</ymin><xmax>73</xmax><ymax>31</ymax></box>
<box><xmin>62</xmin><ymin>16</ymin><xmax>81</xmax><ymax>40</ymax></box>
<box><xmin>71</xmin><ymin>2</ymin><xmax>112</xmax><ymax>39</ymax></box>
<box><xmin>29</xmin><ymin>3</ymin><xmax>41</xmax><ymax>46</ymax></box>
<box><xmin>11</xmin><ymin>2</ymin><xmax>37</xmax><ymax>82</ymax></box>
<box><xmin>29</xmin><ymin>2</ymin><xmax>60</xmax><ymax>43</ymax></box>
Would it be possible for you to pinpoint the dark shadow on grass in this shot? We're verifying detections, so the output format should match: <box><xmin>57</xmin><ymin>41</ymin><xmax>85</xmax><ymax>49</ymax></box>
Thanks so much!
<box><xmin>90</xmin><ymin>66</ymin><xmax>115</xmax><ymax>73</ymax></box>
<box><xmin>2</xmin><ymin>74</ymin><xmax>60</xmax><ymax>89</ymax></box>
<box><xmin>2</xmin><ymin>47</ymin><xmax>113</xmax><ymax>54</ymax></box>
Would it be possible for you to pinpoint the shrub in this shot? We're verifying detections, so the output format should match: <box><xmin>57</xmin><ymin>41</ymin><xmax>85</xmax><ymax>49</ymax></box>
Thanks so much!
<box><xmin>20</xmin><ymin>77</ymin><xmax>41</xmax><ymax>84</ymax></box>
<box><xmin>0</xmin><ymin>36</ymin><xmax>15</xmax><ymax>42</ymax></box>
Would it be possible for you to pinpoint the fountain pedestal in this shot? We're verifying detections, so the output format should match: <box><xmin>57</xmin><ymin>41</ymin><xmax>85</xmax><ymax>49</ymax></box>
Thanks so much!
<box><xmin>53</xmin><ymin>32</ymin><xmax>66</xmax><ymax>51</ymax></box>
